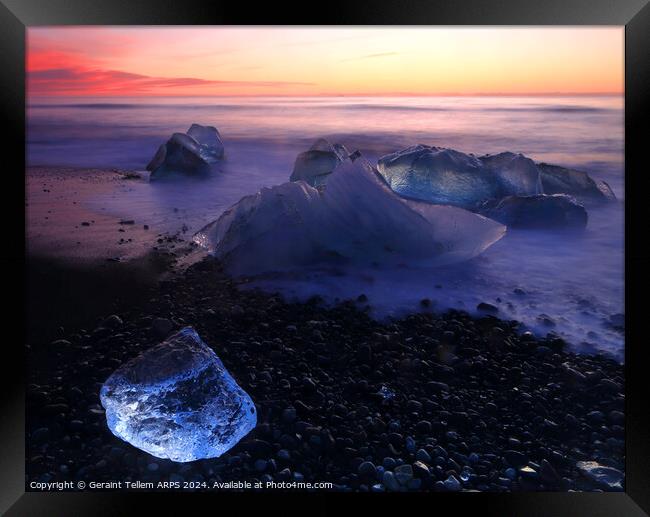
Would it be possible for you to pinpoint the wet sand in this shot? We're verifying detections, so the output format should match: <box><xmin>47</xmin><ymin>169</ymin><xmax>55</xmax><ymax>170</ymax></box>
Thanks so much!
<box><xmin>26</xmin><ymin>167</ymin><xmax>203</xmax><ymax>342</ymax></box>
<box><xmin>28</xmin><ymin>167</ymin><xmax>171</xmax><ymax>262</ymax></box>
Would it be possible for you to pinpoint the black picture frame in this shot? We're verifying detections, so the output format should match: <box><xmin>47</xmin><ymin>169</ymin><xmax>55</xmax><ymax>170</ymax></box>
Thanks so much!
<box><xmin>2</xmin><ymin>0</ymin><xmax>649</xmax><ymax>514</ymax></box>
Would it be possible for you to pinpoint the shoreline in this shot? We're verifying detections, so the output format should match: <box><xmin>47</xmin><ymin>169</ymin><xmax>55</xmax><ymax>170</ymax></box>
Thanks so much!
<box><xmin>26</xmin><ymin>253</ymin><xmax>625</xmax><ymax>492</ymax></box>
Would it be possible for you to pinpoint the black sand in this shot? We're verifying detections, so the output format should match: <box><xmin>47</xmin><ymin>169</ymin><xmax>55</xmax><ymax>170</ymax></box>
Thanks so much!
<box><xmin>26</xmin><ymin>254</ymin><xmax>625</xmax><ymax>492</ymax></box>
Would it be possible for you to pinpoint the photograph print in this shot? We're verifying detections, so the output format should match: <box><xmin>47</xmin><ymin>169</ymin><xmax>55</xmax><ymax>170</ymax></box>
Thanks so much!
<box><xmin>26</xmin><ymin>26</ymin><xmax>625</xmax><ymax>493</ymax></box>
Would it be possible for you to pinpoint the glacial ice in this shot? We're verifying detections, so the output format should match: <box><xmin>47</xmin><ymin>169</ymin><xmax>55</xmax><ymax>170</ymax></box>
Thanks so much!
<box><xmin>99</xmin><ymin>327</ymin><xmax>256</xmax><ymax>462</ymax></box>
<box><xmin>537</xmin><ymin>163</ymin><xmax>616</xmax><ymax>205</ymax></box>
<box><xmin>377</xmin><ymin>145</ymin><xmax>613</xmax><ymax>210</ymax></box>
<box><xmin>377</xmin><ymin>145</ymin><xmax>501</xmax><ymax>208</ymax></box>
<box><xmin>479</xmin><ymin>152</ymin><xmax>542</xmax><ymax>197</ymax></box>
<box><xmin>289</xmin><ymin>138</ymin><xmax>351</xmax><ymax>188</ymax></box>
<box><xmin>187</xmin><ymin>123</ymin><xmax>225</xmax><ymax>160</ymax></box>
<box><xmin>194</xmin><ymin>154</ymin><xmax>506</xmax><ymax>275</ymax></box>
<box><xmin>480</xmin><ymin>194</ymin><xmax>588</xmax><ymax>229</ymax></box>
<box><xmin>147</xmin><ymin>124</ymin><xmax>224</xmax><ymax>180</ymax></box>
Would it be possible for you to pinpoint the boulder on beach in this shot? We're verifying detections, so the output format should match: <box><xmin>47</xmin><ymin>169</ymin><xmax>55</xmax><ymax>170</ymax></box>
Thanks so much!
<box><xmin>100</xmin><ymin>327</ymin><xmax>256</xmax><ymax>462</ymax></box>
<box><xmin>194</xmin><ymin>153</ymin><xmax>505</xmax><ymax>275</ymax></box>
<box><xmin>147</xmin><ymin>124</ymin><xmax>224</xmax><ymax>181</ymax></box>
<box><xmin>480</xmin><ymin>194</ymin><xmax>588</xmax><ymax>229</ymax></box>
<box><xmin>290</xmin><ymin>138</ymin><xmax>351</xmax><ymax>188</ymax></box>
<box><xmin>537</xmin><ymin>163</ymin><xmax>616</xmax><ymax>205</ymax></box>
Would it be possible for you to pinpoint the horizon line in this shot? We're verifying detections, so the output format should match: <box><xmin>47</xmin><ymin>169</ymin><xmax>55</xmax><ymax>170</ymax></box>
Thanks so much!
<box><xmin>27</xmin><ymin>91</ymin><xmax>624</xmax><ymax>99</ymax></box>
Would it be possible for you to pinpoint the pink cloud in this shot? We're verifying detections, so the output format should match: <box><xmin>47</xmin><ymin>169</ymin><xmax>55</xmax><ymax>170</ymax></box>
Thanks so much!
<box><xmin>28</xmin><ymin>66</ymin><xmax>315</xmax><ymax>96</ymax></box>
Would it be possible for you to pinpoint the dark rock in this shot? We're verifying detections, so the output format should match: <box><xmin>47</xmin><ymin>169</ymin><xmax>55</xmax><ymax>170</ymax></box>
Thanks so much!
<box><xmin>394</xmin><ymin>464</ymin><xmax>413</xmax><ymax>485</ymax></box>
<box><xmin>503</xmin><ymin>450</ymin><xmax>528</xmax><ymax>468</ymax></box>
<box><xmin>358</xmin><ymin>461</ymin><xmax>376</xmax><ymax>478</ymax></box>
<box><xmin>281</xmin><ymin>407</ymin><xmax>297</xmax><ymax>424</ymax></box>
<box><xmin>382</xmin><ymin>471</ymin><xmax>400</xmax><ymax>491</ymax></box>
<box><xmin>415</xmin><ymin>449</ymin><xmax>431</xmax><ymax>463</ymax></box>
<box><xmin>540</xmin><ymin>459</ymin><xmax>561</xmax><ymax>485</ymax></box>
<box><xmin>103</xmin><ymin>315</ymin><xmax>123</xmax><ymax>329</ymax></box>
<box><xmin>412</xmin><ymin>461</ymin><xmax>430</xmax><ymax>479</ymax></box>
<box><xmin>477</xmin><ymin>302</ymin><xmax>499</xmax><ymax>314</ymax></box>
<box><xmin>151</xmin><ymin>317</ymin><xmax>173</xmax><ymax>338</ymax></box>
<box><xmin>443</xmin><ymin>475</ymin><xmax>461</xmax><ymax>492</ymax></box>
<box><xmin>576</xmin><ymin>461</ymin><xmax>624</xmax><ymax>490</ymax></box>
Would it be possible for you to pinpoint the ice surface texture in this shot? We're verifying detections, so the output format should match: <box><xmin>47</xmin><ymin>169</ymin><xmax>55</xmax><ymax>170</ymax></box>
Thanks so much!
<box><xmin>480</xmin><ymin>194</ymin><xmax>588</xmax><ymax>229</ymax></box>
<box><xmin>290</xmin><ymin>138</ymin><xmax>351</xmax><ymax>188</ymax></box>
<box><xmin>100</xmin><ymin>327</ymin><xmax>256</xmax><ymax>462</ymax></box>
<box><xmin>377</xmin><ymin>145</ymin><xmax>541</xmax><ymax>208</ymax></box>
<box><xmin>194</xmin><ymin>155</ymin><xmax>505</xmax><ymax>276</ymax></box>
<box><xmin>377</xmin><ymin>145</ymin><xmax>614</xmax><ymax>209</ymax></box>
<box><xmin>147</xmin><ymin>124</ymin><xmax>224</xmax><ymax>181</ymax></box>
<box><xmin>537</xmin><ymin>163</ymin><xmax>616</xmax><ymax>205</ymax></box>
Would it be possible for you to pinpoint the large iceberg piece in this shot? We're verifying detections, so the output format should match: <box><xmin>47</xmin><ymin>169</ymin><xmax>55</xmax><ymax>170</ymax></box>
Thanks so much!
<box><xmin>147</xmin><ymin>124</ymin><xmax>224</xmax><ymax>181</ymax></box>
<box><xmin>377</xmin><ymin>145</ymin><xmax>501</xmax><ymax>208</ymax></box>
<box><xmin>194</xmin><ymin>155</ymin><xmax>506</xmax><ymax>276</ymax></box>
<box><xmin>480</xmin><ymin>194</ymin><xmax>588</xmax><ymax>229</ymax></box>
<box><xmin>480</xmin><ymin>152</ymin><xmax>543</xmax><ymax>197</ymax></box>
<box><xmin>290</xmin><ymin>138</ymin><xmax>351</xmax><ymax>188</ymax></box>
<box><xmin>377</xmin><ymin>145</ymin><xmax>615</xmax><ymax>210</ymax></box>
<box><xmin>100</xmin><ymin>327</ymin><xmax>256</xmax><ymax>462</ymax></box>
<box><xmin>376</xmin><ymin>146</ymin><xmax>544</xmax><ymax>209</ymax></box>
<box><xmin>537</xmin><ymin>163</ymin><xmax>616</xmax><ymax>205</ymax></box>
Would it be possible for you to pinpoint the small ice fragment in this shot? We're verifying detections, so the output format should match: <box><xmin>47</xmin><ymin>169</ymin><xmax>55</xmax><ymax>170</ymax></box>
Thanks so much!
<box><xmin>186</xmin><ymin>123</ymin><xmax>225</xmax><ymax>160</ymax></box>
<box><xmin>100</xmin><ymin>327</ymin><xmax>256</xmax><ymax>462</ymax></box>
<box><xmin>147</xmin><ymin>124</ymin><xmax>224</xmax><ymax>180</ymax></box>
<box><xmin>290</xmin><ymin>138</ymin><xmax>351</xmax><ymax>188</ymax></box>
<box><xmin>378</xmin><ymin>385</ymin><xmax>395</xmax><ymax>400</ymax></box>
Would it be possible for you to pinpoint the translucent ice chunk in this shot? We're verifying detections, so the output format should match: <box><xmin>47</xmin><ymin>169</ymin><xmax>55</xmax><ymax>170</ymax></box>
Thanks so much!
<box><xmin>479</xmin><ymin>152</ymin><xmax>542</xmax><ymax>196</ymax></box>
<box><xmin>99</xmin><ymin>327</ymin><xmax>256</xmax><ymax>462</ymax></box>
<box><xmin>147</xmin><ymin>124</ymin><xmax>224</xmax><ymax>180</ymax></box>
<box><xmin>187</xmin><ymin>123</ymin><xmax>225</xmax><ymax>160</ymax></box>
<box><xmin>537</xmin><ymin>163</ymin><xmax>616</xmax><ymax>204</ymax></box>
<box><xmin>378</xmin><ymin>144</ymin><xmax>615</xmax><ymax>210</ymax></box>
<box><xmin>377</xmin><ymin>145</ymin><xmax>502</xmax><ymax>208</ymax></box>
<box><xmin>194</xmin><ymin>155</ymin><xmax>505</xmax><ymax>275</ymax></box>
<box><xmin>480</xmin><ymin>194</ymin><xmax>588</xmax><ymax>229</ymax></box>
<box><xmin>290</xmin><ymin>138</ymin><xmax>351</xmax><ymax>188</ymax></box>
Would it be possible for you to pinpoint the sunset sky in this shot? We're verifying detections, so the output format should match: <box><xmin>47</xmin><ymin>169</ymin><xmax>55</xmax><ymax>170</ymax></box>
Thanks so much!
<box><xmin>27</xmin><ymin>27</ymin><xmax>623</xmax><ymax>97</ymax></box>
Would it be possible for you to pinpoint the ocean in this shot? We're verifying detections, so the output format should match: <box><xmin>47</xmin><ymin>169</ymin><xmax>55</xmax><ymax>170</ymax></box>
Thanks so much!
<box><xmin>27</xmin><ymin>95</ymin><xmax>625</xmax><ymax>359</ymax></box>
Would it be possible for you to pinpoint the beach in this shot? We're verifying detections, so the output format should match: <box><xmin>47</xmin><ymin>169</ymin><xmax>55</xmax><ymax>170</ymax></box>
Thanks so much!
<box><xmin>26</xmin><ymin>244</ymin><xmax>625</xmax><ymax>492</ymax></box>
<box><xmin>25</xmin><ymin>94</ymin><xmax>625</xmax><ymax>492</ymax></box>
<box><xmin>26</xmin><ymin>163</ymin><xmax>624</xmax><ymax>492</ymax></box>
<box><xmin>26</xmin><ymin>95</ymin><xmax>625</xmax><ymax>357</ymax></box>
